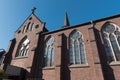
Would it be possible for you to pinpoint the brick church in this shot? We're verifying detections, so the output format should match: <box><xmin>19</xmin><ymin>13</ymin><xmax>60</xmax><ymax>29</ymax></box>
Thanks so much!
<box><xmin>2</xmin><ymin>8</ymin><xmax>120</xmax><ymax>80</ymax></box>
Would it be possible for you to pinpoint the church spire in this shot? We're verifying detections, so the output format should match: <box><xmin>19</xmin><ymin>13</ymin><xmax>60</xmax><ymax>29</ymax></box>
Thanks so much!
<box><xmin>62</xmin><ymin>12</ymin><xmax>70</xmax><ymax>28</ymax></box>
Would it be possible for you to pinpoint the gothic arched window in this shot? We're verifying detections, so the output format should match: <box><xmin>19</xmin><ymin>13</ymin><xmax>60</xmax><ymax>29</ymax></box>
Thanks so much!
<box><xmin>44</xmin><ymin>37</ymin><xmax>54</xmax><ymax>67</ymax></box>
<box><xmin>69</xmin><ymin>31</ymin><xmax>86</xmax><ymax>65</ymax></box>
<box><xmin>26</xmin><ymin>22</ymin><xmax>31</xmax><ymax>32</ymax></box>
<box><xmin>23</xmin><ymin>25</ymin><xmax>27</xmax><ymax>33</ymax></box>
<box><xmin>102</xmin><ymin>23</ymin><xmax>120</xmax><ymax>62</ymax></box>
<box><xmin>16</xmin><ymin>37</ymin><xmax>30</xmax><ymax>57</ymax></box>
<box><xmin>30</xmin><ymin>23</ymin><xmax>35</xmax><ymax>31</ymax></box>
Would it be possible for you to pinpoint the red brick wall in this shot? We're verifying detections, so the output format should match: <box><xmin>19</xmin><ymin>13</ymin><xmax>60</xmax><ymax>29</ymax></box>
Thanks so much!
<box><xmin>4</xmin><ymin>14</ymin><xmax>120</xmax><ymax>80</ymax></box>
<box><xmin>94</xmin><ymin>17</ymin><xmax>120</xmax><ymax>80</ymax></box>
<box><xmin>42</xmin><ymin>24</ymin><xmax>104</xmax><ymax>80</ymax></box>
<box><xmin>5</xmin><ymin>14</ymin><xmax>45</xmax><ymax>74</ymax></box>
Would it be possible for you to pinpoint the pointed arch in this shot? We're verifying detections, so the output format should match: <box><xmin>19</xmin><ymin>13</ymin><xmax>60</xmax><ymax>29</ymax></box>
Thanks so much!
<box><xmin>22</xmin><ymin>25</ymin><xmax>27</xmax><ymax>33</ymax></box>
<box><xmin>69</xmin><ymin>30</ymin><xmax>86</xmax><ymax>65</ymax></box>
<box><xmin>26</xmin><ymin>22</ymin><xmax>31</xmax><ymax>32</ymax></box>
<box><xmin>30</xmin><ymin>23</ymin><xmax>35</xmax><ymax>31</ymax></box>
<box><xmin>16</xmin><ymin>36</ymin><xmax>30</xmax><ymax>57</ymax></box>
<box><xmin>44</xmin><ymin>36</ymin><xmax>54</xmax><ymax>67</ymax></box>
<box><xmin>101</xmin><ymin>22</ymin><xmax>120</xmax><ymax>62</ymax></box>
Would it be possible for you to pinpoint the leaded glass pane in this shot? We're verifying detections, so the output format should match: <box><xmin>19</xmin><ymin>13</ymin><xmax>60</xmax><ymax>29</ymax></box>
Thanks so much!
<box><xmin>110</xmin><ymin>34</ymin><xmax>120</xmax><ymax>61</ymax></box>
<box><xmin>51</xmin><ymin>48</ymin><xmax>54</xmax><ymax>66</ymax></box>
<box><xmin>115</xmin><ymin>31</ymin><xmax>120</xmax><ymax>35</ymax></box>
<box><xmin>78</xmin><ymin>38</ymin><xmax>83</xmax><ymax>43</ymax></box>
<box><xmin>44</xmin><ymin>37</ymin><xmax>54</xmax><ymax>67</ymax></box>
<box><xmin>102</xmin><ymin>23</ymin><xmax>120</xmax><ymax>62</ymax></box>
<box><xmin>24</xmin><ymin>49</ymin><xmax>28</xmax><ymax>56</ymax></box>
<box><xmin>20</xmin><ymin>50</ymin><xmax>24</xmax><ymax>56</ymax></box>
<box><xmin>47</xmin><ymin>46</ymin><xmax>51</xmax><ymax>66</ymax></box>
<box><xmin>118</xmin><ymin>36</ymin><xmax>120</xmax><ymax>46</ymax></box>
<box><xmin>69</xmin><ymin>31</ymin><xmax>86</xmax><ymax>65</ymax></box>
<box><xmin>70</xmin><ymin>31</ymin><xmax>81</xmax><ymax>39</ymax></box>
<box><xmin>103</xmin><ymin>33</ymin><xmax>108</xmax><ymax>39</ymax></box>
<box><xmin>70</xmin><ymin>45</ymin><xmax>74</xmax><ymax>64</ymax></box>
<box><xmin>16</xmin><ymin>38</ymin><xmax>30</xmax><ymax>57</ymax></box>
<box><xmin>105</xmin><ymin>24</ymin><xmax>115</xmax><ymax>33</ymax></box>
<box><xmin>104</xmin><ymin>39</ymin><xmax>113</xmax><ymax>61</ymax></box>
<box><xmin>80</xmin><ymin>43</ymin><xmax>86</xmax><ymax>64</ymax></box>
<box><xmin>74</xmin><ymin>40</ymin><xmax>80</xmax><ymax>64</ymax></box>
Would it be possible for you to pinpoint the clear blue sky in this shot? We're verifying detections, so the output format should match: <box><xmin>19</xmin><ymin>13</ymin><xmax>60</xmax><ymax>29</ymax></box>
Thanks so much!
<box><xmin>1</xmin><ymin>0</ymin><xmax>120</xmax><ymax>50</ymax></box>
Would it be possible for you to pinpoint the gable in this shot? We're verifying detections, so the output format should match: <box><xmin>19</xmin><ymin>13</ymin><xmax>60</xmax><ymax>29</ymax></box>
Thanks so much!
<box><xmin>15</xmin><ymin>13</ymin><xmax>45</xmax><ymax>34</ymax></box>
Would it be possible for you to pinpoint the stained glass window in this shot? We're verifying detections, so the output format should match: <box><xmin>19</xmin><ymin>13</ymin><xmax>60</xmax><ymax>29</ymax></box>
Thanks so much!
<box><xmin>102</xmin><ymin>23</ymin><xmax>120</xmax><ymax>62</ymax></box>
<box><xmin>69</xmin><ymin>31</ymin><xmax>86</xmax><ymax>65</ymax></box>
<box><xmin>16</xmin><ymin>38</ymin><xmax>30</xmax><ymax>57</ymax></box>
<box><xmin>44</xmin><ymin>37</ymin><xmax>54</xmax><ymax>67</ymax></box>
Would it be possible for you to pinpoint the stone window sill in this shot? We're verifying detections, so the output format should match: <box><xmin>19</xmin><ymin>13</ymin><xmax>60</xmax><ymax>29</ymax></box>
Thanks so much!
<box><xmin>14</xmin><ymin>56</ymin><xmax>28</xmax><ymax>59</ymax></box>
<box><xmin>109</xmin><ymin>61</ymin><xmax>120</xmax><ymax>66</ymax></box>
<box><xmin>42</xmin><ymin>66</ymin><xmax>55</xmax><ymax>70</ymax></box>
<box><xmin>69</xmin><ymin>63</ymin><xmax>89</xmax><ymax>68</ymax></box>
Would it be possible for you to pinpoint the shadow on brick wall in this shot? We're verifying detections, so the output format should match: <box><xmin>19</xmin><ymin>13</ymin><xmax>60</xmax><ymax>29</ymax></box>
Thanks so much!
<box><xmin>3</xmin><ymin>38</ymin><xmax>16</xmax><ymax>69</ymax></box>
<box><xmin>94</xmin><ymin>27</ymin><xmax>115</xmax><ymax>80</ymax></box>
<box><xmin>61</xmin><ymin>33</ymin><xmax>71</xmax><ymax>80</ymax></box>
<box><xmin>29</xmin><ymin>32</ymin><xmax>45</xmax><ymax>79</ymax></box>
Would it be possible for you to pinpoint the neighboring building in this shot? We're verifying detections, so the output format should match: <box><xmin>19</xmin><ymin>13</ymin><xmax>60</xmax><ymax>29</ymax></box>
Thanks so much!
<box><xmin>0</xmin><ymin>49</ymin><xmax>5</xmax><ymax>65</ymax></box>
<box><xmin>0</xmin><ymin>49</ymin><xmax>5</xmax><ymax>75</ymax></box>
<box><xmin>2</xmin><ymin>9</ymin><xmax>120</xmax><ymax>80</ymax></box>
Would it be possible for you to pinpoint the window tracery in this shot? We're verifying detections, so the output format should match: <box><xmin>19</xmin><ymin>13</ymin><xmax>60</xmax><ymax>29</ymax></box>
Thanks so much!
<box><xmin>44</xmin><ymin>37</ymin><xmax>54</xmax><ymax>67</ymax></box>
<box><xmin>102</xmin><ymin>23</ymin><xmax>120</xmax><ymax>62</ymax></box>
<box><xmin>69</xmin><ymin>31</ymin><xmax>86</xmax><ymax>65</ymax></box>
<box><xmin>16</xmin><ymin>38</ymin><xmax>30</xmax><ymax>57</ymax></box>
